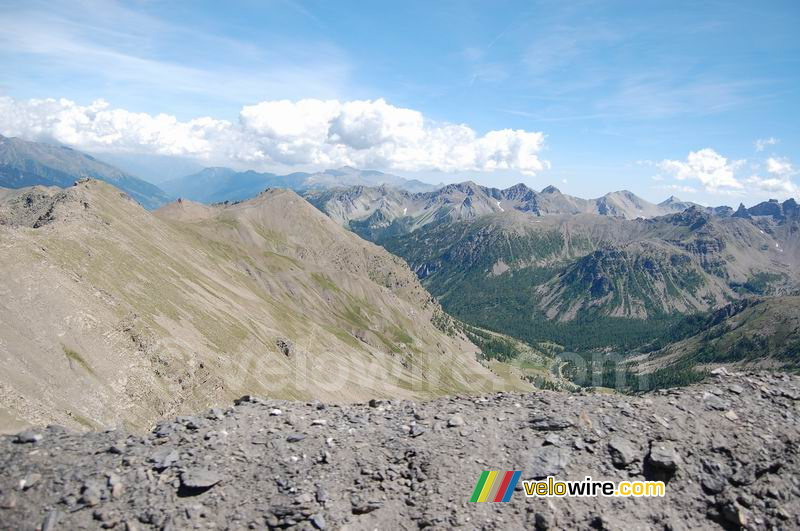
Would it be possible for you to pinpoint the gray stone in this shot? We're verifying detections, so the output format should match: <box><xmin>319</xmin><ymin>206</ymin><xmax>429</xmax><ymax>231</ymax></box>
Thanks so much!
<box><xmin>41</xmin><ymin>510</ymin><xmax>62</xmax><ymax>531</ymax></box>
<box><xmin>608</xmin><ymin>436</ymin><xmax>637</xmax><ymax>468</ymax></box>
<box><xmin>20</xmin><ymin>472</ymin><xmax>41</xmax><ymax>490</ymax></box>
<box><xmin>648</xmin><ymin>441</ymin><xmax>680</xmax><ymax>471</ymax></box>
<box><xmin>149</xmin><ymin>448</ymin><xmax>179</xmax><ymax>470</ymax></box>
<box><xmin>447</xmin><ymin>414</ymin><xmax>465</xmax><ymax>427</ymax></box>
<box><xmin>180</xmin><ymin>468</ymin><xmax>222</xmax><ymax>489</ymax></box>
<box><xmin>310</xmin><ymin>513</ymin><xmax>326</xmax><ymax>530</ymax></box>
<box><xmin>703</xmin><ymin>392</ymin><xmax>729</xmax><ymax>411</ymax></box>
<box><xmin>527</xmin><ymin>446</ymin><xmax>570</xmax><ymax>479</ymax></box>
<box><xmin>351</xmin><ymin>496</ymin><xmax>383</xmax><ymax>514</ymax></box>
<box><xmin>14</xmin><ymin>430</ymin><xmax>42</xmax><ymax>444</ymax></box>
<box><xmin>543</xmin><ymin>433</ymin><xmax>561</xmax><ymax>447</ymax></box>
<box><xmin>410</xmin><ymin>425</ymin><xmax>426</xmax><ymax>437</ymax></box>
<box><xmin>529</xmin><ymin>416</ymin><xmax>574</xmax><ymax>431</ymax></box>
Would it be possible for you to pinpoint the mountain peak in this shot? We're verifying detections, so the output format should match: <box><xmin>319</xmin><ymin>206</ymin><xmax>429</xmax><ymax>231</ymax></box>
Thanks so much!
<box><xmin>444</xmin><ymin>180</ymin><xmax>480</xmax><ymax>191</ymax></box>
<box><xmin>504</xmin><ymin>182</ymin><xmax>531</xmax><ymax>193</ymax></box>
<box><xmin>605</xmin><ymin>189</ymin><xmax>636</xmax><ymax>198</ymax></box>
<box><xmin>541</xmin><ymin>185</ymin><xmax>561</xmax><ymax>194</ymax></box>
<box><xmin>659</xmin><ymin>195</ymin><xmax>681</xmax><ymax>205</ymax></box>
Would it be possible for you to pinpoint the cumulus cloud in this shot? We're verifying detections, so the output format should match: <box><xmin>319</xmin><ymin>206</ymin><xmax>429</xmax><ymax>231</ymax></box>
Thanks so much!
<box><xmin>766</xmin><ymin>156</ymin><xmax>794</xmax><ymax>178</ymax></box>
<box><xmin>754</xmin><ymin>137</ymin><xmax>779</xmax><ymax>152</ymax></box>
<box><xmin>747</xmin><ymin>157</ymin><xmax>797</xmax><ymax>195</ymax></box>
<box><xmin>0</xmin><ymin>96</ymin><xmax>549</xmax><ymax>174</ymax></box>
<box><xmin>659</xmin><ymin>148</ymin><xmax>744</xmax><ymax>192</ymax></box>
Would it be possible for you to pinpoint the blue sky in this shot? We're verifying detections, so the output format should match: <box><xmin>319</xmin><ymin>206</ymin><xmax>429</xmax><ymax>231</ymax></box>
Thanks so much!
<box><xmin>0</xmin><ymin>0</ymin><xmax>798</xmax><ymax>205</ymax></box>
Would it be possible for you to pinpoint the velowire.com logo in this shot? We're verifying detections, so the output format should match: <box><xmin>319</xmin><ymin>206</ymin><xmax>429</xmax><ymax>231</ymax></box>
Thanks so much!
<box><xmin>470</xmin><ymin>471</ymin><xmax>522</xmax><ymax>502</ymax></box>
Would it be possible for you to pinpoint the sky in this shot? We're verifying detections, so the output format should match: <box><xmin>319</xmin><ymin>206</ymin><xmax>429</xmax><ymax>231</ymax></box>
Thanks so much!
<box><xmin>0</xmin><ymin>0</ymin><xmax>798</xmax><ymax>206</ymax></box>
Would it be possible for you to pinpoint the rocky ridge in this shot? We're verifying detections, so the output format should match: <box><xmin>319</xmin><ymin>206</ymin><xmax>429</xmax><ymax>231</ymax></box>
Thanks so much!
<box><xmin>1</xmin><ymin>371</ymin><xmax>798</xmax><ymax>530</ymax></box>
<box><xmin>305</xmin><ymin>182</ymin><xmax>700</xmax><ymax>243</ymax></box>
<box><xmin>0</xmin><ymin>180</ymin><xmax>516</xmax><ymax>434</ymax></box>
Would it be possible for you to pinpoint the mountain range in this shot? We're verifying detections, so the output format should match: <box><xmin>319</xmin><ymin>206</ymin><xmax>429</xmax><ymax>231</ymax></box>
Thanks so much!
<box><xmin>160</xmin><ymin>165</ymin><xmax>438</xmax><ymax>203</ymax></box>
<box><xmin>308</xmin><ymin>182</ymin><xmax>800</xmax><ymax>384</ymax></box>
<box><xmin>0</xmin><ymin>135</ymin><xmax>439</xmax><ymax>211</ymax></box>
<box><xmin>304</xmin><ymin>181</ymin><xmax>727</xmax><ymax>242</ymax></box>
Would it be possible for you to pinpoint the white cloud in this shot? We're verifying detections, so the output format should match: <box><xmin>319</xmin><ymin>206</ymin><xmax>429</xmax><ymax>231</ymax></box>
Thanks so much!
<box><xmin>0</xmin><ymin>96</ymin><xmax>549</xmax><ymax>175</ymax></box>
<box><xmin>659</xmin><ymin>148</ymin><xmax>744</xmax><ymax>192</ymax></box>
<box><xmin>766</xmin><ymin>156</ymin><xmax>794</xmax><ymax>178</ymax></box>
<box><xmin>659</xmin><ymin>184</ymin><xmax>698</xmax><ymax>194</ymax></box>
<box><xmin>747</xmin><ymin>157</ymin><xmax>797</xmax><ymax>195</ymax></box>
<box><xmin>746</xmin><ymin>176</ymin><xmax>796</xmax><ymax>194</ymax></box>
<box><xmin>754</xmin><ymin>137</ymin><xmax>779</xmax><ymax>152</ymax></box>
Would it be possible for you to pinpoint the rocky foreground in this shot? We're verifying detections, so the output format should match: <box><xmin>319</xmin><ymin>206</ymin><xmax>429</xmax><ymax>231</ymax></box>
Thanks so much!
<box><xmin>1</xmin><ymin>371</ymin><xmax>799</xmax><ymax>530</ymax></box>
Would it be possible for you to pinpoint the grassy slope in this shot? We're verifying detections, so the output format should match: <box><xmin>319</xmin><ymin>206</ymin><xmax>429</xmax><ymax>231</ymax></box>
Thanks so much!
<box><xmin>628</xmin><ymin>297</ymin><xmax>800</xmax><ymax>384</ymax></box>
<box><xmin>0</xmin><ymin>181</ymin><xmax>522</xmax><ymax>433</ymax></box>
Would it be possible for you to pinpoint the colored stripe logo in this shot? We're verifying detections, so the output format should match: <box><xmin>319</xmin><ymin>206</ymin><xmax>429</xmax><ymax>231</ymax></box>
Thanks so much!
<box><xmin>470</xmin><ymin>470</ymin><xmax>521</xmax><ymax>502</ymax></box>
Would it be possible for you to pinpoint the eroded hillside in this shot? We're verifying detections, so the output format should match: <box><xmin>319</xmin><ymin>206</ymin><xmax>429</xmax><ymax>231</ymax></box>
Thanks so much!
<box><xmin>0</xmin><ymin>180</ymin><xmax>522</xmax><ymax>433</ymax></box>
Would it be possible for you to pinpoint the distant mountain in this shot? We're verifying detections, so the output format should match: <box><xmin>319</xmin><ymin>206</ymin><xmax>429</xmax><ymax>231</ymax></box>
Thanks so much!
<box><xmin>0</xmin><ymin>135</ymin><xmax>171</xmax><ymax>210</ymax></box>
<box><xmin>159</xmin><ymin>167</ymin><xmax>305</xmax><ymax>203</ymax></box>
<box><xmin>303</xmin><ymin>166</ymin><xmax>439</xmax><ymax>193</ymax></box>
<box><xmin>90</xmin><ymin>151</ymin><xmax>205</xmax><ymax>184</ymax></box>
<box><xmin>744</xmin><ymin>198</ymin><xmax>800</xmax><ymax>221</ymax></box>
<box><xmin>307</xmin><ymin>182</ymin><xmax>702</xmax><ymax>242</ymax></box>
<box><xmin>161</xmin><ymin>165</ymin><xmax>438</xmax><ymax>204</ymax></box>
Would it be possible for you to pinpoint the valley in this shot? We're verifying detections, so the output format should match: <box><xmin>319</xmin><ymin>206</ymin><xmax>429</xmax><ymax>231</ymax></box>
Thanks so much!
<box><xmin>309</xmin><ymin>183</ymin><xmax>800</xmax><ymax>389</ymax></box>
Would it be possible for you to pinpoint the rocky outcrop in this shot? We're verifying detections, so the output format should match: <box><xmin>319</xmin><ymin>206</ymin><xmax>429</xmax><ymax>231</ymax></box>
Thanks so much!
<box><xmin>1</xmin><ymin>371</ymin><xmax>798</xmax><ymax>529</ymax></box>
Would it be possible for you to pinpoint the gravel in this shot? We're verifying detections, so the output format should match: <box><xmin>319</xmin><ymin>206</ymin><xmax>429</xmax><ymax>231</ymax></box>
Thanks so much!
<box><xmin>1</xmin><ymin>371</ymin><xmax>799</xmax><ymax>529</ymax></box>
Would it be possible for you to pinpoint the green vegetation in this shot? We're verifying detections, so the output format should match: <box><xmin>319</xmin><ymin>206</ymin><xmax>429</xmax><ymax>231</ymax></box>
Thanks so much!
<box><xmin>460</xmin><ymin>323</ymin><xmax>525</xmax><ymax>362</ymax></box>
<box><xmin>350</xmin><ymin>208</ymin><xmax>800</xmax><ymax>392</ymax></box>
<box><xmin>377</xmin><ymin>220</ymin><xmax>711</xmax><ymax>354</ymax></box>
<box><xmin>311</xmin><ymin>272</ymin><xmax>341</xmax><ymax>292</ymax></box>
<box><xmin>731</xmin><ymin>272</ymin><xmax>785</xmax><ymax>295</ymax></box>
<box><xmin>62</xmin><ymin>345</ymin><xmax>96</xmax><ymax>376</ymax></box>
<box><xmin>560</xmin><ymin>351</ymin><xmax>708</xmax><ymax>392</ymax></box>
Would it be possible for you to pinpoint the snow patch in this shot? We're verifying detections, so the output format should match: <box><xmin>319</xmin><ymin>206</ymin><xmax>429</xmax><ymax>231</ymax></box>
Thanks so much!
<box><xmin>496</xmin><ymin>201</ymin><xmax>504</xmax><ymax>212</ymax></box>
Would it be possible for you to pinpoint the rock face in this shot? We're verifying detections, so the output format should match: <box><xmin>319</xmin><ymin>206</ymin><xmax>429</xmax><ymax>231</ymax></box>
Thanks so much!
<box><xmin>1</xmin><ymin>371</ymin><xmax>799</xmax><ymax>530</ymax></box>
<box><xmin>307</xmin><ymin>182</ymin><xmax>694</xmax><ymax>240</ymax></box>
